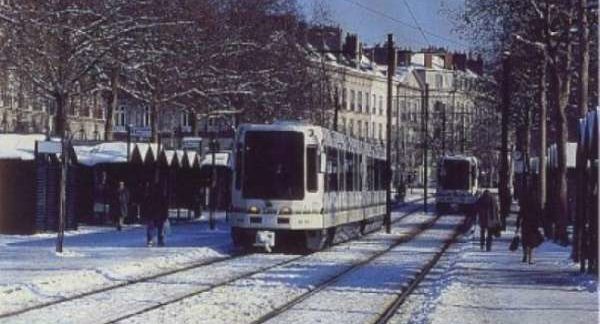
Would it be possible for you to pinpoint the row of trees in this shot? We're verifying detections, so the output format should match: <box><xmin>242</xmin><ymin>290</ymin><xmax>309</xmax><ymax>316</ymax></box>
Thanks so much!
<box><xmin>456</xmin><ymin>0</ymin><xmax>597</xmax><ymax>269</ymax></box>
<box><xmin>0</xmin><ymin>0</ymin><xmax>325</xmax><ymax>141</ymax></box>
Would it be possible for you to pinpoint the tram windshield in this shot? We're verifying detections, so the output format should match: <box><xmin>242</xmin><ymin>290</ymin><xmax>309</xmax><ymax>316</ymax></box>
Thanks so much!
<box><xmin>440</xmin><ymin>159</ymin><xmax>470</xmax><ymax>190</ymax></box>
<box><xmin>242</xmin><ymin>131</ymin><xmax>304</xmax><ymax>200</ymax></box>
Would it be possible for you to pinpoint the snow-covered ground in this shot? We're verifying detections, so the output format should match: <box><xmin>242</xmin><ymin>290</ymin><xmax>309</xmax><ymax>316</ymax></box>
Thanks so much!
<box><xmin>390</xmin><ymin>214</ymin><xmax>599</xmax><ymax>324</ymax></box>
<box><xmin>116</xmin><ymin>209</ymin><xmax>443</xmax><ymax>324</ymax></box>
<box><xmin>0</xmin><ymin>193</ymin><xmax>426</xmax><ymax>322</ymax></box>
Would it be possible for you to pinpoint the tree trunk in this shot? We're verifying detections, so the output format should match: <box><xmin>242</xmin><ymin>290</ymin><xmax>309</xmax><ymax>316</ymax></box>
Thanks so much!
<box><xmin>550</xmin><ymin>64</ymin><xmax>571</xmax><ymax>245</ymax></box>
<box><xmin>105</xmin><ymin>67</ymin><xmax>118</xmax><ymax>141</ymax></box>
<box><xmin>151</xmin><ymin>96</ymin><xmax>160</xmax><ymax>143</ymax></box>
<box><xmin>538</xmin><ymin>57</ymin><xmax>548</xmax><ymax>236</ymax></box>
<box><xmin>54</xmin><ymin>93</ymin><xmax>67</xmax><ymax>137</ymax></box>
<box><xmin>578</xmin><ymin>0</ymin><xmax>590</xmax><ymax>118</ymax></box>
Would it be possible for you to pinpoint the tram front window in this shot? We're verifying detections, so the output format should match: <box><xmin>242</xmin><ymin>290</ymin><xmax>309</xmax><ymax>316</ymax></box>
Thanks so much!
<box><xmin>243</xmin><ymin>131</ymin><xmax>304</xmax><ymax>200</ymax></box>
<box><xmin>441</xmin><ymin>160</ymin><xmax>470</xmax><ymax>190</ymax></box>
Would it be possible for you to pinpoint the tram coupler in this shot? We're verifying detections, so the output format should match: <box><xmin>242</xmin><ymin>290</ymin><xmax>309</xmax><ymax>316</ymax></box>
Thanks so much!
<box><xmin>255</xmin><ymin>230</ymin><xmax>275</xmax><ymax>253</ymax></box>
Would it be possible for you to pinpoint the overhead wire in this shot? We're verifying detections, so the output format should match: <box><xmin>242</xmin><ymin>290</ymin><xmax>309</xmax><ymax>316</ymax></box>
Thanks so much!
<box><xmin>402</xmin><ymin>0</ymin><xmax>431</xmax><ymax>47</ymax></box>
<box><xmin>339</xmin><ymin>0</ymin><xmax>468</xmax><ymax>48</ymax></box>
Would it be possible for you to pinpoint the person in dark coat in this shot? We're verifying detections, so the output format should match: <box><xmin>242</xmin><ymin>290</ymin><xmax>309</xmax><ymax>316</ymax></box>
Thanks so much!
<box><xmin>516</xmin><ymin>176</ymin><xmax>542</xmax><ymax>264</ymax></box>
<box><xmin>143</xmin><ymin>179</ymin><xmax>168</xmax><ymax>247</ymax></box>
<box><xmin>116</xmin><ymin>181</ymin><xmax>130</xmax><ymax>231</ymax></box>
<box><xmin>476</xmin><ymin>190</ymin><xmax>500</xmax><ymax>251</ymax></box>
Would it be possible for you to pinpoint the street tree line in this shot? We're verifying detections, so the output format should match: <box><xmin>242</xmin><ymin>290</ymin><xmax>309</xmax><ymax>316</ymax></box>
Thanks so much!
<box><xmin>455</xmin><ymin>0</ymin><xmax>597</xmax><ymax>269</ymax></box>
<box><xmin>0</xmin><ymin>0</ymin><xmax>325</xmax><ymax>141</ymax></box>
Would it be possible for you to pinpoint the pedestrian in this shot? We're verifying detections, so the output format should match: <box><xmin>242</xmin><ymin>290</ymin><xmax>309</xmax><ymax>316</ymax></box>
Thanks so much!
<box><xmin>516</xmin><ymin>176</ymin><xmax>543</xmax><ymax>264</ymax></box>
<box><xmin>143</xmin><ymin>177</ymin><xmax>168</xmax><ymax>247</ymax></box>
<box><xmin>476</xmin><ymin>189</ymin><xmax>500</xmax><ymax>251</ymax></box>
<box><xmin>116</xmin><ymin>181</ymin><xmax>130</xmax><ymax>231</ymax></box>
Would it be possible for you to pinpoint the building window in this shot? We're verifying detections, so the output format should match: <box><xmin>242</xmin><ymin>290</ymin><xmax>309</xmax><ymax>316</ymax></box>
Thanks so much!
<box><xmin>358</xmin><ymin>91</ymin><xmax>362</xmax><ymax>113</ymax></box>
<box><xmin>372</xmin><ymin>94</ymin><xmax>377</xmax><ymax>114</ymax></box>
<box><xmin>350</xmin><ymin>90</ymin><xmax>355</xmax><ymax>111</ymax></box>
<box><xmin>379</xmin><ymin>123</ymin><xmax>383</xmax><ymax>140</ymax></box>
<box><xmin>436</xmin><ymin>74</ymin><xmax>443</xmax><ymax>89</ymax></box>
<box><xmin>181</xmin><ymin>111</ymin><xmax>191</xmax><ymax>127</ymax></box>
<box><xmin>357</xmin><ymin>120</ymin><xmax>362</xmax><ymax>138</ymax></box>
<box><xmin>341</xmin><ymin>117</ymin><xmax>346</xmax><ymax>132</ymax></box>
<box><xmin>343</xmin><ymin>88</ymin><xmax>348</xmax><ymax>110</ymax></box>
<box><xmin>114</xmin><ymin>105</ymin><xmax>126</xmax><ymax>127</ymax></box>
<box><xmin>349</xmin><ymin>119</ymin><xmax>354</xmax><ymax>136</ymax></box>
<box><xmin>364</xmin><ymin>123</ymin><xmax>368</xmax><ymax>139</ymax></box>
<box><xmin>142</xmin><ymin>105</ymin><xmax>150</xmax><ymax>127</ymax></box>
<box><xmin>379</xmin><ymin>96</ymin><xmax>383</xmax><ymax>116</ymax></box>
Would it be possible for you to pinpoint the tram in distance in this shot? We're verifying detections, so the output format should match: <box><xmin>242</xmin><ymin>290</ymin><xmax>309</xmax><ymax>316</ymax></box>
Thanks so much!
<box><xmin>228</xmin><ymin>121</ymin><xmax>387</xmax><ymax>251</ymax></box>
<box><xmin>435</xmin><ymin>155</ymin><xmax>480</xmax><ymax>213</ymax></box>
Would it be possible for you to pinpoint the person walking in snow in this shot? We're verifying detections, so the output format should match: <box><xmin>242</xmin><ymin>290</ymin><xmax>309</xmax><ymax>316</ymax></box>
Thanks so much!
<box><xmin>476</xmin><ymin>190</ymin><xmax>500</xmax><ymax>251</ymax></box>
<box><xmin>142</xmin><ymin>176</ymin><xmax>168</xmax><ymax>247</ymax></box>
<box><xmin>116</xmin><ymin>181</ymin><xmax>130</xmax><ymax>231</ymax></box>
<box><xmin>516</xmin><ymin>175</ymin><xmax>543</xmax><ymax>264</ymax></box>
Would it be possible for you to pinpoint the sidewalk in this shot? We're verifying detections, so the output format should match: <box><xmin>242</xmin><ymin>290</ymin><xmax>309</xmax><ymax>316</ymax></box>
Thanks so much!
<box><xmin>426</xmin><ymin>215</ymin><xmax>599</xmax><ymax>324</ymax></box>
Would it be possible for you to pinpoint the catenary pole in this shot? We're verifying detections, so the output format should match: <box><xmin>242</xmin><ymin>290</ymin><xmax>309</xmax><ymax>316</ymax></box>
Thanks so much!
<box><xmin>498</xmin><ymin>53</ymin><xmax>511</xmax><ymax>229</ymax></box>
<box><xmin>423</xmin><ymin>83</ymin><xmax>429</xmax><ymax>212</ymax></box>
<box><xmin>385</xmin><ymin>34</ymin><xmax>395</xmax><ymax>233</ymax></box>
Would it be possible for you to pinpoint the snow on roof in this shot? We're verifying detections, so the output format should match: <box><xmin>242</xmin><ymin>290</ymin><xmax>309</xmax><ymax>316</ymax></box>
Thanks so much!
<box><xmin>395</xmin><ymin>66</ymin><xmax>415</xmax><ymax>83</ymax></box>
<box><xmin>201</xmin><ymin>152</ymin><xmax>231</xmax><ymax>168</ymax></box>
<box><xmin>0</xmin><ymin>134</ymin><xmax>48</xmax><ymax>160</ymax></box>
<box><xmin>163</xmin><ymin>150</ymin><xmax>177</xmax><ymax>166</ymax></box>
<box><xmin>74</xmin><ymin>142</ymin><xmax>132</xmax><ymax>166</ymax></box>
<box><xmin>186</xmin><ymin>151</ymin><xmax>199</xmax><ymax>167</ymax></box>
<box><xmin>135</xmin><ymin>143</ymin><xmax>159</xmax><ymax>163</ymax></box>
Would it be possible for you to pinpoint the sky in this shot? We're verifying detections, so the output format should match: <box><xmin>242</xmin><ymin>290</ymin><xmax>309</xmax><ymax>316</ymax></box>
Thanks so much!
<box><xmin>299</xmin><ymin>0</ymin><xmax>468</xmax><ymax>51</ymax></box>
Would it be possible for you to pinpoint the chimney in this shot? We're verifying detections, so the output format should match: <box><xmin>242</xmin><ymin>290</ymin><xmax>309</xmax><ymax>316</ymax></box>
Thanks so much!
<box><xmin>343</xmin><ymin>33</ymin><xmax>360</xmax><ymax>66</ymax></box>
<box><xmin>307</xmin><ymin>26</ymin><xmax>343</xmax><ymax>58</ymax></box>
<box><xmin>444</xmin><ymin>53</ymin><xmax>454</xmax><ymax>70</ymax></box>
<box><xmin>397</xmin><ymin>49</ymin><xmax>412</xmax><ymax>66</ymax></box>
<box><xmin>424</xmin><ymin>53</ymin><xmax>433</xmax><ymax>68</ymax></box>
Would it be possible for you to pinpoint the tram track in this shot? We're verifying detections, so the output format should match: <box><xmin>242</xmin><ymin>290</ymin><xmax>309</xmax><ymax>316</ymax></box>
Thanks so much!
<box><xmin>251</xmin><ymin>207</ymin><xmax>444</xmax><ymax>324</ymax></box>
<box><xmin>372</xmin><ymin>218</ymin><xmax>469</xmax><ymax>324</ymax></box>
<box><xmin>107</xmin><ymin>202</ymin><xmax>427</xmax><ymax>324</ymax></box>
<box><xmin>1</xmin><ymin>199</ymin><xmax>427</xmax><ymax>323</ymax></box>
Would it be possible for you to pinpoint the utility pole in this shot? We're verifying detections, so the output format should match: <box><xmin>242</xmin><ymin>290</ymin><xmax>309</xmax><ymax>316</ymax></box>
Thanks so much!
<box><xmin>441</xmin><ymin>104</ymin><xmax>446</xmax><ymax>155</ymax></box>
<box><xmin>385</xmin><ymin>33</ymin><xmax>395</xmax><ymax>233</ymax></box>
<box><xmin>498</xmin><ymin>52</ymin><xmax>512</xmax><ymax>229</ymax></box>
<box><xmin>56</xmin><ymin>137</ymin><xmax>70</xmax><ymax>253</ymax></box>
<box><xmin>422</xmin><ymin>83</ymin><xmax>429</xmax><ymax>212</ymax></box>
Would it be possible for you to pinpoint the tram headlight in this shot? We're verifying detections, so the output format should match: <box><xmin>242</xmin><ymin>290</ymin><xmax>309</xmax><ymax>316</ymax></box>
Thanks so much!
<box><xmin>248</xmin><ymin>206</ymin><xmax>260</xmax><ymax>214</ymax></box>
<box><xmin>279</xmin><ymin>207</ymin><xmax>292</xmax><ymax>215</ymax></box>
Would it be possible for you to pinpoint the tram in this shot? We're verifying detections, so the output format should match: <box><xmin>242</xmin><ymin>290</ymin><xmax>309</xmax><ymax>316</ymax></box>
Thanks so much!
<box><xmin>435</xmin><ymin>155</ymin><xmax>480</xmax><ymax>213</ymax></box>
<box><xmin>228</xmin><ymin>121</ymin><xmax>387</xmax><ymax>251</ymax></box>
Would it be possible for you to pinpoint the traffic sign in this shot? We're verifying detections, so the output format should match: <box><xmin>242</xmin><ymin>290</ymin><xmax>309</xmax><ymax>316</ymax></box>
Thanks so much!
<box><xmin>37</xmin><ymin>140</ymin><xmax>62</xmax><ymax>154</ymax></box>
<box><xmin>131</xmin><ymin>126</ymin><xmax>151</xmax><ymax>138</ymax></box>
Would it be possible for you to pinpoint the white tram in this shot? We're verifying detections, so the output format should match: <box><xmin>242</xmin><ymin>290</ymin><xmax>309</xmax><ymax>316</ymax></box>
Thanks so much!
<box><xmin>228</xmin><ymin>121</ymin><xmax>387</xmax><ymax>251</ymax></box>
<box><xmin>435</xmin><ymin>155</ymin><xmax>480</xmax><ymax>213</ymax></box>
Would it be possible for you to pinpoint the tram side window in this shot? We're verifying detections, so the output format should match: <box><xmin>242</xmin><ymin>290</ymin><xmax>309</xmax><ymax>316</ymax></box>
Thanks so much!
<box><xmin>307</xmin><ymin>145</ymin><xmax>318</xmax><ymax>192</ymax></box>
<box><xmin>345</xmin><ymin>151</ymin><xmax>354</xmax><ymax>191</ymax></box>
<box><xmin>375</xmin><ymin>159</ymin><xmax>384</xmax><ymax>190</ymax></box>
<box><xmin>339</xmin><ymin>150</ymin><xmax>345</xmax><ymax>192</ymax></box>
<box><xmin>358</xmin><ymin>155</ymin><xmax>363</xmax><ymax>190</ymax></box>
<box><xmin>326</xmin><ymin>148</ymin><xmax>338</xmax><ymax>192</ymax></box>
<box><xmin>367</xmin><ymin>157</ymin><xmax>374</xmax><ymax>190</ymax></box>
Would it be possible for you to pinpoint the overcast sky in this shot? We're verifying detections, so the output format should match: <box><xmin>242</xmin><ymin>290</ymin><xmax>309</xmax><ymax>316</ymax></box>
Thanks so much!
<box><xmin>299</xmin><ymin>0</ymin><xmax>467</xmax><ymax>51</ymax></box>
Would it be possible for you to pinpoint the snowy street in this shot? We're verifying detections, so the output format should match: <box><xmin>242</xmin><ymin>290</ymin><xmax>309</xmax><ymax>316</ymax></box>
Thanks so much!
<box><xmin>1</xmin><ymin>193</ymin><xmax>597</xmax><ymax>324</ymax></box>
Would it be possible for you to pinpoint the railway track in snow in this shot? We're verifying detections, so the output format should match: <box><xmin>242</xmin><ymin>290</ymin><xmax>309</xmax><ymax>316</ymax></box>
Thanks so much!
<box><xmin>251</xmin><ymin>209</ymin><xmax>454</xmax><ymax>324</ymax></box>
<box><xmin>1</xmin><ymin>199</ymin><xmax>427</xmax><ymax>323</ymax></box>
